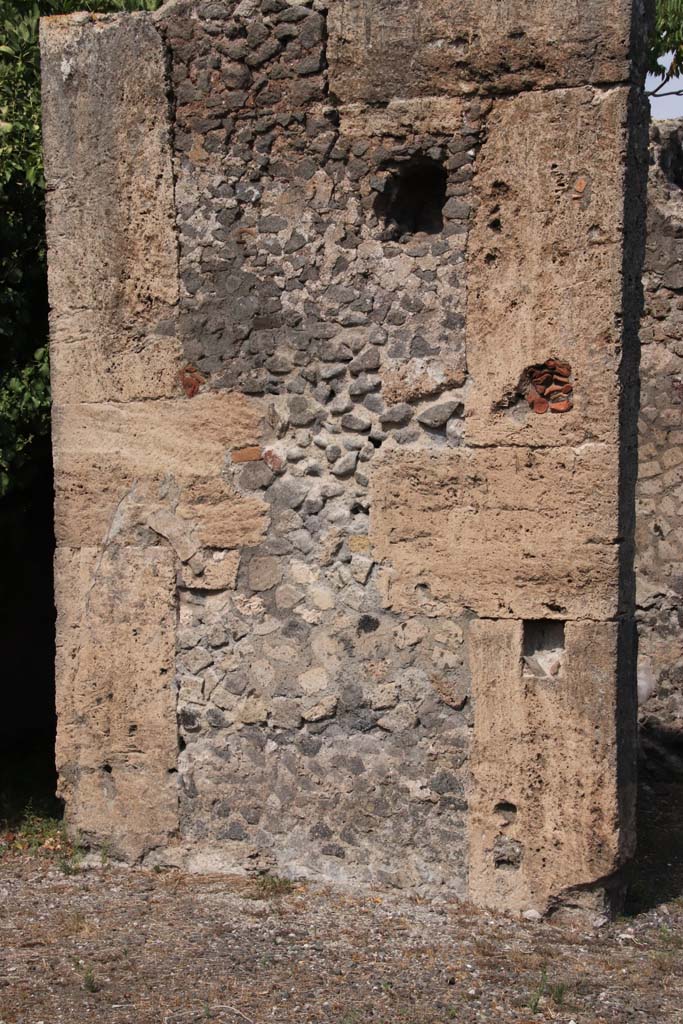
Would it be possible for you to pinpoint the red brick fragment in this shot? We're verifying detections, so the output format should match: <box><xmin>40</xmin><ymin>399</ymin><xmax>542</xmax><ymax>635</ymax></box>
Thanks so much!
<box><xmin>232</xmin><ymin>446</ymin><xmax>262</xmax><ymax>463</ymax></box>
<box><xmin>262</xmin><ymin>448</ymin><xmax>284</xmax><ymax>472</ymax></box>
<box><xmin>178</xmin><ymin>364</ymin><xmax>205</xmax><ymax>398</ymax></box>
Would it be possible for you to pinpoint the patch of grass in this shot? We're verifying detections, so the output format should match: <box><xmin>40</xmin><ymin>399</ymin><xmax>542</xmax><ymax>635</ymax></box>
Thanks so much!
<box><xmin>82</xmin><ymin>966</ymin><xmax>100</xmax><ymax>993</ymax></box>
<box><xmin>651</xmin><ymin>949</ymin><xmax>675</xmax><ymax>974</ymax></box>
<box><xmin>658</xmin><ymin>924</ymin><xmax>683</xmax><ymax>950</ymax></box>
<box><xmin>247</xmin><ymin>874</ymin><xmax>296</xmax><ymax>900</ymax></box>
<box><xmin>1</xmin><ymin>804</ymin><xmax>85</xmax><ymax>874</ymax></box>
<box><xmin>58</xmin><ymin>846</ymin><xmax>84</xmax><ymax>875</ymax></box>
<box><xmin>527</xmin><ymin>967</ymin><xmax>547</xmax><ymax>1013</ymax></box>
<box><xmin>549</xmin><ymin>981</ymin><xmax>566</xmax><ymax>1006</ymax></box>
<box><xmin>1</xmin><ymin>805</ymin><xmax>65</xmax><ymax>854</ymax></box>
<box><xmin>0</xmin><ymin>742</ymin><xmax>62</xmax><ymax>828</ymax></box>
<box><xmin>59</xmin><ymin>911</ymin><xmax>88</xmax><ymax>938</ymax></box>
<box><xmin>527</xmin><ymin>967</ymin><xmax>568</xmax><ymax>1013</ymax></box>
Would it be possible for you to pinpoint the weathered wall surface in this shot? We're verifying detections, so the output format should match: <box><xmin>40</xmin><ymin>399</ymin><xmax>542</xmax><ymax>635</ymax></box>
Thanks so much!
<box><xmin>638</xmin><ymin>122</ymin><xmax>683</xmax><ymax>734</ymax></box>
<box><xmin>42</xmin><ymin>0</ymin><xmax>650</xmax><ymax>914</ymax></box>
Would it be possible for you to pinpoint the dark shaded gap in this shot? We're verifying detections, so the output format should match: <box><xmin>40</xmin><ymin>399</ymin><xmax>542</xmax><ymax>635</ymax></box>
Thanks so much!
<box><xmin>626</xmin><ymin>720</ymin><xmax>683</xmax><ymax>914</ymax></box>
<box><xmin>374</xmin><ymin>156</ymin><xmax>447</xmax><ymax>239</ymax></box>
<box><xmin>0</xmin><ymin>449</ymin><xmax>60</xmax><ymax>825</ymax></box>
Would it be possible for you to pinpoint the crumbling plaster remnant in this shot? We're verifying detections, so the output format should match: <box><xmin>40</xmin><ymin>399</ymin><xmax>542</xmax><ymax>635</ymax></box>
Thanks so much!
<box><xmin>41</xmin><ymin>0</ymin><xmax>651</xmax><ymax>915</ymax></box>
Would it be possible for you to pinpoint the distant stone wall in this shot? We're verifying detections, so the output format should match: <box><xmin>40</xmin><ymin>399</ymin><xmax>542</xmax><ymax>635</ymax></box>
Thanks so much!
<box><xmin>638</xmin><ymin>121</ymin><xmax>683</xmax><ymax>731</ymax></box>
<box><xmin>41</xmin><ymin>0</ymin><xmax>650</xmax><ymax>918</ymax></box>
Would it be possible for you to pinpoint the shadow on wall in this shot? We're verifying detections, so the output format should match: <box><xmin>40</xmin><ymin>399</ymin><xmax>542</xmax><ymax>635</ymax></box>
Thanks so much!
<box><xmin>627</xmin><ymin>722</ymin><xmax>683</xmax><ymax>913</ymax></box>
<box><xmin>0</xmin><ymin>448</ymin><xmax>60</xmax><ymax>824</ymax></box>
<box><xmin>628</xmin><ymin>120</ymin><xmax>683</xmax><ymax>914</ymax></box>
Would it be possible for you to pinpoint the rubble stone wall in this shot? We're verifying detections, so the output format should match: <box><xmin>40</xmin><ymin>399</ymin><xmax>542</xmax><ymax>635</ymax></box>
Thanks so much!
<box><xmin>41</xmin><ymin>0</ymin><xmax>650</xmax><ymax>916</ymax></box>
<box><xmin>638</xmin><ymin>123</ymin><xmax>683</xmax><ymax>735</ymax></box>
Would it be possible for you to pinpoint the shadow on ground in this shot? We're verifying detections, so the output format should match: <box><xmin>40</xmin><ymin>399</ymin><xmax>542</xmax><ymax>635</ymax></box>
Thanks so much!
<box><xmin>626</xmin><ymin>719</ymin><xmax>683</xmax><ymax>914</ymax></box>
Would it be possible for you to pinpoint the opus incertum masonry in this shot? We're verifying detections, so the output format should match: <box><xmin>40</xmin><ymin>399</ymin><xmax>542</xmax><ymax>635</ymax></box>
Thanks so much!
<box><xmin>41</xmin><ymin>0</ymin><xmax>652</xmax><ymax>919</ymax></box>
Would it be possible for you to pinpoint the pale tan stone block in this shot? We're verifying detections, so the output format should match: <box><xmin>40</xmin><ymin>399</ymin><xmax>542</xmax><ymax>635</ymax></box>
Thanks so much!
<box><xmin>52</xmin><ymin>394</ymin><xmax>268</xmax><ymax>548</ymax></box>
<box><xmin>468</xmin><ymin>619</ymin><xmax>633</xmax><ymax>915</ymax></box>
<box><xmin>466</xmin><ymin>86</ymin><xmax>634</xmax><ymax>448</ymax></box>
<box><xmin>54</xmin><ymin>546</ymin><xmax>178</xmax><ymax>858</ymax></box>
<box><xmin>41</xmin><ymin>14</ymin><xmax>181</xmax><ymax>404</ymax></box>
<box><xmin>370</xmin><ymin>444</ymin><xmax>622</xmax><ymax>620</ymax></box>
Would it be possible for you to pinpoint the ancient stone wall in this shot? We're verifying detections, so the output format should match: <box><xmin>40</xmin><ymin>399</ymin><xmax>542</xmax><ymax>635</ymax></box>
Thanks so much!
<box><xmin>638</xmin><ymin>122</ymin><xmax>683</xmax><ymax>738</ymax></box>
<box><xmin>41</xmin><ymin>0</ymin><xmax>650</xmax><ymax>917</ymax></box>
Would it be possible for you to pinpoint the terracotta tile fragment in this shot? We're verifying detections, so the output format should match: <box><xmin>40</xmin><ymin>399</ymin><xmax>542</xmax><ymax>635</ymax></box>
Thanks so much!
<box><xmin>522</xmin><ymin>358</ymin><xmax>573</xmax><ymax>416</ymax></box>
<box><xmin>549</xmin><ymin>398</ymin><xmax>573</xmax><ymax>413</ymax></box>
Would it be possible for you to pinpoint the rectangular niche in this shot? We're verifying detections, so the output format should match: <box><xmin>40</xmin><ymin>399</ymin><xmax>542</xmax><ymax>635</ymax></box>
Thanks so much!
<box><xmin>522</xmin><ymin>619</ymin><xmax>565</xmax><ymax>679</ymax></box>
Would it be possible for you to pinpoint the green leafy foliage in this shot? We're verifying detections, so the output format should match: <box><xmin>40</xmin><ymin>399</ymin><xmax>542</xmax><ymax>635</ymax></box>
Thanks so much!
<box><xmin>650</xmin><ymin>0</ymin><xmax>683</xmax><ymax>83</ymax></box>
<box><xmin>0</xmin><ymin>346</ymin><xmax>50</xmax><ymax>495</ymax></box>
<box><xmin>0</xmin><ymin>0</ymin><xmax>161</xmax><ymax>498</ymax></box>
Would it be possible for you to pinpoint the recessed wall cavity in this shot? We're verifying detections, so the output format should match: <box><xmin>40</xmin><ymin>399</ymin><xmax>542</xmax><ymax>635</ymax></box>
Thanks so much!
<box><xmin>522</xmin><ymin>620</ymin><xmax>566</xmax><ymax>678</ymax></box>
<box><xmin>373</xmin><ymin>156</ymin><xmax>448</xmax><ymax>240</ymax></box>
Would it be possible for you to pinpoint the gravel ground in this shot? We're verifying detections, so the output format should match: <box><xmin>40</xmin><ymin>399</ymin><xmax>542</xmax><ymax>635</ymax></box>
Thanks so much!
<box><xmin>1</xmin><ymin>848</ymin><xmax>682</xmax><ymax>1024</ymax></box>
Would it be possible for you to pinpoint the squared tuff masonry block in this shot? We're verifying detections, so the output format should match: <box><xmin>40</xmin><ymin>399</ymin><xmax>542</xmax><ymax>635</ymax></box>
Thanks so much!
<box><xmin>41</xmin><ymin>0</ymin><xmax>650</xmax><ymax>915</ymax></box>
<box><xmin>466</xmin><ymin>86</ymin><xmax>636</xmax><ymax>450</ymax></box>
<box><xmin>54</xmin><ymin>546</ymin><xmax>178</xmax><ymax>860</ymax></box>
<box><xmin>52</xmin><ymin>394</ymin><xmax>267</xmax><ymax>549</ymax></box>
<box><xmin>370</xmin><ymin>444</ymin><xmax>623</xmax><ymax>622</ymax></box>
<box><xmin>327</xmin><ymin>0</ymin><xmax>643</xmax><ymax>102</ymax></box>
<box><xmin>40</xmin><ymin>14</ymin><xmax>181</xmax><ymax>404</ymax></box>
<box><xmin>468</xmin><ymin>619</ymin><xmax>637</xmax><ymax>916</ymax></box>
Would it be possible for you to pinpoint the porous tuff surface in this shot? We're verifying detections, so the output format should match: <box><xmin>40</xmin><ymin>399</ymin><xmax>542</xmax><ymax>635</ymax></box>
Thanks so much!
<box><xmin>41</xmin><ymin>0</ymin><xmax>650</xmax><ymax>915</ymax></box>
